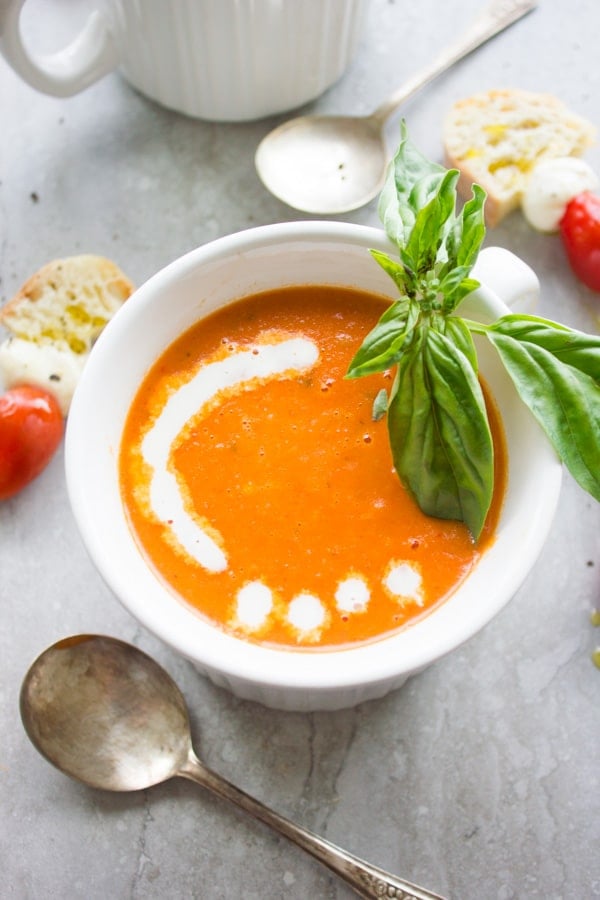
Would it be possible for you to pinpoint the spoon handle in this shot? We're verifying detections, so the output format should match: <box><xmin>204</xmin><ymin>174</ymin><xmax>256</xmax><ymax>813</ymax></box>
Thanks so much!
<box><xmin>180</xmin><ymin>751</ymin><xmax>446</xmax><ymax>900</ymax></box>
<box><xmin>372</xmin><ymin>0</ymin><xmax>537</xmax><ymax>124</ymax></box>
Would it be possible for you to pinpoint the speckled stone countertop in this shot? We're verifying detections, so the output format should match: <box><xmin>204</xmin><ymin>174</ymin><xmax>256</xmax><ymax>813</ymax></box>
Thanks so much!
<box><xmin>1</xmin><ymin>1</ymin><xmax>599</xmax><ymax>898</ymax></box>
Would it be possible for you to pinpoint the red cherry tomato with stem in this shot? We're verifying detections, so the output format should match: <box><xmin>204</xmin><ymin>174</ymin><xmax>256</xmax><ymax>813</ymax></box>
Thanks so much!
<box><xmin>0</xmin><ymin>385</ymin><xmax>64</xmax><ymax>500</ymax></box>
<box><xmin>559</xmin><ymin>191</ymin><xmax>600</xmax><ymax>293</ymax></box>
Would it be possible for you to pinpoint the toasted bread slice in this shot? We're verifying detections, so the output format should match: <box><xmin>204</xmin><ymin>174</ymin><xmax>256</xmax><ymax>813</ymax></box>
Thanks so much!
<box><xmin>0</xmin><ymin>255</ymin><xmax>134</xmax><ymax>353</ymax></box>
<box><xmin>443</xmin><ymin>89</ymin><xmax>596</xmax><ymax>226</ymax></box>
<box><xmin>0</xmin><ymin>255</ymin><xmax>134</xmax><ymax>413</ymax></box>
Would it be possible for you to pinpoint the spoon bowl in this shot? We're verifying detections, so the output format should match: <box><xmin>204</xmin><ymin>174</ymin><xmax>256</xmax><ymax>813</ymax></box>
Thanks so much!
<box><xmin>255</xmin><ymin>0</ymin><xmax>536</xmax><ymax>213</ymax></box>
<box><xmin>20</xmin><ymin>634</ymin><xmax>191</xmax><ymax>791</ymax></box>
<box><xmin>255</xmin><ymin>114</ymin><xmax>387</xmax><ymax>214</ymax></box>
<box><xmin>21</xmin><ymin>634</ymin><xmax>446</xmax><ymax>900</ymax></box>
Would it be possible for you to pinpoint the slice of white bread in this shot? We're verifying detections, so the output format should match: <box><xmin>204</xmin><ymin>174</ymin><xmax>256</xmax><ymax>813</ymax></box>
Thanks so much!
<box><xmin>0</xmin><ymin>255</ymin><xmax>134</xmax><ymax>413</ymax></box>
<box><xmin>443</xmin><ymin>89</ymin><xmax>596</xmax><ymax>226</ymax></box>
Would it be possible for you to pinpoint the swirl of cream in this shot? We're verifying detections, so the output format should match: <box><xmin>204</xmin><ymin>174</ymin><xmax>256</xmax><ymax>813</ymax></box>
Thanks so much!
<box><xmin>141</xmin><ymin>337</ymin><xmax>319</xmax><ymax>573</ymax></box>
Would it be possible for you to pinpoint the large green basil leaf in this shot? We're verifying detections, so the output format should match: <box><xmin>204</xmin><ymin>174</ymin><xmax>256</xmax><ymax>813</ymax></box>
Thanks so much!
<box><xmin>486</xmin><ymin>331</ymin><xmax>600</xmax><ymax>501</ymax></box>
<box><xmin>404</xmin><ymin>169</ymin><xmax>459</xmax><ymax>274</ymax></box>
<box><xmin>443</xmin><ymin>316</ymin><xmax>479</xmax><ymax>372</ymax></box>
<box><xmin>439</xmin><ymin>186</ymin><xmax>486</xmax><ymax>310</ymax></box>
<box><xmin>453</xmin><ymin>184</ymin><xmax>487</xmax><ymax>269</ymax></box>
<box><xmin>369</xmin><ymin>249</ymin><xmax>414</xmax><ymax>295</ymax></box>
<box><xmin>387</xmin><ymin>325</ymin><xmax>494</xmax><ymax>539</ymax></box>
<box><xmin>378</xmin><ymin>122</ymin><xmax>446</xmax><ymax>248</ymax></box>
<box><xmin>489</xmin><ymin>315</ymin><xmax>600</xmax><ymax>380</ymax></box>
<box><xmin>346</xmin><ymin>298</ymin><xmax>419</xmax><ymax>378</ymax></box>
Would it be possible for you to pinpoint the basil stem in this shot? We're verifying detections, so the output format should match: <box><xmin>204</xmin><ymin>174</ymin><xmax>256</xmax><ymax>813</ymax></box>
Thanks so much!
<box><xmin>348</xmin><ymin>124</ymin><xmax>600</xmax><ymax>539</ymax></box>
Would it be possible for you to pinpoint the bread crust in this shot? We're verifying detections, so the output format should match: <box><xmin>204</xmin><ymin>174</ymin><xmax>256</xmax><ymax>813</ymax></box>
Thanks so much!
<box><xmin>0</xmin><ymin>254</ymin><xmax>135</xmax><ymax>354</ymax></box>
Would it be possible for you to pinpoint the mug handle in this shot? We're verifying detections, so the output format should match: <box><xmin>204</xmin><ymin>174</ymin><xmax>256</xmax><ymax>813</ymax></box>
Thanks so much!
<box><xmin>0</xmin><ymin>0</ymin><xmax>119</xmax><ymax>97</ymax></box>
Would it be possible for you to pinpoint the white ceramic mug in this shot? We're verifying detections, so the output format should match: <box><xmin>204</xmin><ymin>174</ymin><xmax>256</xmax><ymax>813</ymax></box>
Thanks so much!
<box><xmin>0</xmin><ymin>0</ymin><xmax>366</xmax><ymax>121</ymax></box>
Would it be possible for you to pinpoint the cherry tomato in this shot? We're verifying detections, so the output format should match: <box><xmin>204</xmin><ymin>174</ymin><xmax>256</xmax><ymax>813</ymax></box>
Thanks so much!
<box><xmin>559</xmin><ymin>191</ymin><xmax>600</xmax><ymax>293</ymax></box>
<box><xmin>0</xmin><ymin>385</ymin><xmax>64</xmax><ymax>500</ymax></box>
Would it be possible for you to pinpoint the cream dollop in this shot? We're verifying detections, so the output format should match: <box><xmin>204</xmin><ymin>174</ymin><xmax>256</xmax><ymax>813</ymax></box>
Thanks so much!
<box><xmin>521</xmin><ymin>157</ymin><xmax>599</xmax><ymax>232</ymax></box>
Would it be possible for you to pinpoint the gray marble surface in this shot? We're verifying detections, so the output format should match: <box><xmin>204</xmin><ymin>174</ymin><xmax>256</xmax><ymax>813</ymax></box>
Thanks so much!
<box><xmin>1</xmin><ymin>1</ymin><xmax>599</xmax><ymax>898</ymax></box>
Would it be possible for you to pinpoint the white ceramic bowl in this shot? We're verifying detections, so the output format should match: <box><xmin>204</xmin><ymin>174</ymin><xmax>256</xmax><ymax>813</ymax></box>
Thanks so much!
<box><xmin>65</xmin><ymin>222</ymin><xmax>562</xmax><ymax>711</ymax></box>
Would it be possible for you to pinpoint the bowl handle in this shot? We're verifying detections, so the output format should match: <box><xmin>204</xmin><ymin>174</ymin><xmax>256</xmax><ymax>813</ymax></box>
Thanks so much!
<box><xmin>0</xmin><ymin>0</ymin><xmax>119</xmax><ymax>97</ymax></box>
<box><xmin>473</xmin><ymin>247</ymin><xmax>540</xmax><ymax>314</ymax></box>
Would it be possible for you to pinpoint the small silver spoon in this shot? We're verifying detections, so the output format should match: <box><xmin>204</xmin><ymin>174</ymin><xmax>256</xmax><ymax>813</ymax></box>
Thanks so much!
<box><xmin>255</xmin><ymin>0</ymin><xmax>537</xmax><ymax>214</ymax></box>
<box><xmin>20</xmin><ymin>634</ymin><xmax>446</xmax><ymax>900</ymax></box>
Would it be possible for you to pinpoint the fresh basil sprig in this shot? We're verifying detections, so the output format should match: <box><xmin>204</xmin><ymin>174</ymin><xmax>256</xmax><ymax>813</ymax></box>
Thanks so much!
<box><xmin>347</xmin><ymin>123</ymin><xmax>600</xmax><ymax>540</ymax></box>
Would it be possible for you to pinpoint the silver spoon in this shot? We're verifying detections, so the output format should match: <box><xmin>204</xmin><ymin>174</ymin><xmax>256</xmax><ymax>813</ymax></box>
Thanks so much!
<box><xmin>255</xmin><ymin>0</ymin><xmax>537</xmax><ymax>214</ymax></box>
<box><xmin>20</xmin><ymin>634</ymin><xmax>446</xmax><ymax>900</ymax></box>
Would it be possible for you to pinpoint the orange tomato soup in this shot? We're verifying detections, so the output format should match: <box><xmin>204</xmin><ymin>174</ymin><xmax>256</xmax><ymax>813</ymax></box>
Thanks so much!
<box><xmin>119</xmin><ymin>285</ymin><xmax>506</xmax><ymax>649</ymax></box>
